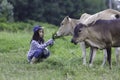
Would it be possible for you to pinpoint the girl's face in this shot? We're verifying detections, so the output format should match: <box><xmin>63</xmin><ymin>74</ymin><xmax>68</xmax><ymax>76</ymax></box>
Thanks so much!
<box><xmin>38</xmin><ymin>29</ymin><xmax>44</xmax><ymax>38</ymax></box>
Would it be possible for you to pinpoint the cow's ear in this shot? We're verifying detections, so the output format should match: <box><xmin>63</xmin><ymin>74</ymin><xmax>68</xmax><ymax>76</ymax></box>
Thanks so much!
<box><xmin>115</xmin><ymin>14</ymin><xmax>120</xmax><ymax>19</ymax></box>
<box><xmin>66</xmin><ymin>16</ymin><xmax>69</xmax><ymax>19</ymax></box>
<box><xmin>66</xmin><ymin>16</ymin><xmax>71</xmax><ymax>22</ymax></box>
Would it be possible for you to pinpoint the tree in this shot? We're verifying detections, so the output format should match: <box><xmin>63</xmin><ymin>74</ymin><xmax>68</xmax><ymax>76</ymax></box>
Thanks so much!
<box><xmin>8</xmin><ymin>0</ymin><xmax>106</xmax><ymax>25</ymax></box>
<box><xmin>0</xmin><ymin>0</ymin><xmax>14</xmax><ymax>22</ymax></box>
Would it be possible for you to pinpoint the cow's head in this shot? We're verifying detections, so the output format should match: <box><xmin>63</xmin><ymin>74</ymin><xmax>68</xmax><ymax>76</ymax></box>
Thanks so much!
<box><xmin>71</xmin><ymin>23</ymin><xmax>87</xmax><ymax>45</ymax></box>
<box><xmin>55</xmin><ymin>16</ymin><xmax>74</xmax><ymax>37</ymax></box>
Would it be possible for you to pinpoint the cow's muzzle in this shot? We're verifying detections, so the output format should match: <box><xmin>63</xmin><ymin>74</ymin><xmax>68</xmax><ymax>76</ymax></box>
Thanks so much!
<box><xmin>52</xmin><ymin>32</ymin><xmax>61</xmax><ymax>40</ymax></box>
<box><xmin>71</xmin><ymin>38</ymin><xmax>78</xmax><ymax>45</ymax></box>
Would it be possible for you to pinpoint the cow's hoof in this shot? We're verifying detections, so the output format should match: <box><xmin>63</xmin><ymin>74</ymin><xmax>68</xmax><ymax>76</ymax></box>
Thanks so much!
<box><xmin>83</xmin><ymin>63</ymin><xmax>86</xmax><ymax>66</ymax></box>
<box><xmin>89</xmin><ymin>64</ymin><xmax>93</xmax><ymax>67</ymax></box>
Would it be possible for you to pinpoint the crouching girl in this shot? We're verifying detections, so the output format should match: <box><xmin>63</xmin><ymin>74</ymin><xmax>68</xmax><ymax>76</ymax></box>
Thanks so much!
<box><xmin>27</xmin><ymin>25</ymin><xmax>54</xmax><ymax>64</ymax></box>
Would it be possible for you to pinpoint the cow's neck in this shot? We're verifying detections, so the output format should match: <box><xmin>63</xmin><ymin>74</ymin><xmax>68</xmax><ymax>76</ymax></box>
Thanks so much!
<box><xmin>85</xmin><ymin>39</ymin><xmax>106</xmax><ymax>49</ymax></box>
<box><xmin>70</xmin><ymin>19</ymin><xmax>80</xmax><ymax>35</ymax></box>
<box><xmin>83</xmin><ymin>27</ymin><xmax>105</xmax><ymax>49</ymax></box>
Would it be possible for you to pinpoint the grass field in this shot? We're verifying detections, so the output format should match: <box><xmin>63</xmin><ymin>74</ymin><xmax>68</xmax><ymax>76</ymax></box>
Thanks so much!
<box><xmin>0</xmin><ymin>23</ymin><xmax>120</xmax><ymax>80</ymax></box>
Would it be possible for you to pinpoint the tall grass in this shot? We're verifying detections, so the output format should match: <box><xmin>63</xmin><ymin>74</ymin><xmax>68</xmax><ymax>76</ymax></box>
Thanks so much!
<box><xmin>0</xmin><ymin>23</ymin><xmax>120</xmax><ymax>80</ymax></box>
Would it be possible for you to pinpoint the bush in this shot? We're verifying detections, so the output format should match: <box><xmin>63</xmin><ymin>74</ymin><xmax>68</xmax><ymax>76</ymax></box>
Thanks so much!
<box><xmin>0</xmin><ymin>22</ymin><xmax>33</xmax><ymax>32</ymax></box>
<box><xmin>0</xmin><ymin>17</ymin><xmax>7</xmax><ymax>22</ymax></box>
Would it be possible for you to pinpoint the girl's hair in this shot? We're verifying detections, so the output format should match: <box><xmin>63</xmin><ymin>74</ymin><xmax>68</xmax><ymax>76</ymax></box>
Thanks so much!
<box><xmin>31</xmin><ymin>29</ymin><xmax>44</xmax><ymax>44</ymax></box>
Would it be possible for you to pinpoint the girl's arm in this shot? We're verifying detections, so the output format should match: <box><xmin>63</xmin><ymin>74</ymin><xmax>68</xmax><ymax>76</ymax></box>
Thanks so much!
<box><xmin>32</xmin><ymin>39</ymin><xmax>54</xmax><ymax>49</ymax></box>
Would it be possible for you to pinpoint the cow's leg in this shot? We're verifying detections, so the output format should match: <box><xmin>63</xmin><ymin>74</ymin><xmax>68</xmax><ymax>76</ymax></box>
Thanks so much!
<box><xmin>101</xmin><ymin>49</ymin><xmax>107</xmax><ymax>67</ymax></box>
<box><xmin>106</xmin><ymin>47</ymin><xmax>112</xmax><ymax>69</ymax></box>
<box><xmin>115</xmin><ymin>48</ymin><xmax>120</xmax><ymax>66</ymax></box>
<box><xmin>80</xmin><ymin>42</ymin><xmax>86</xmax><ymax>65</ymax></box>
<box><xmin>89</xmin><ymin>47</ymin><xmax>97</xmax><ymax>67</ymax></box>
<box><xmin>89</xmin><ymin>47</ymin><xmax>93</xmax><ymax>66</ymax></box>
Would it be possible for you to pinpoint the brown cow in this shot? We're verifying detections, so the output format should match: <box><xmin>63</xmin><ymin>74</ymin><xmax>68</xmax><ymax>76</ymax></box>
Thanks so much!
<box><xmin>55</xmin><ymin>9</ymin><xmax>120</xmax><ymax>67</ymax></box>
<box><xmin>71</xmin><ymin>19</ymin><xmax>120</xmax><ymax>68</ymax></box>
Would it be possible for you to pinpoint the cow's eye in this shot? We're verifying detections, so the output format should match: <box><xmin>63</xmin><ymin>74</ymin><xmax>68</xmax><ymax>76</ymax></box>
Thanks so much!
<box><xmin>78</xmin><ymin>29</ymin><xmax>81</xmax><ymax>32</ymax></box>
<box><xmin>61</xmin><ymin>23</ymin><xmax>63</xmax><ymax>26</ymax></box>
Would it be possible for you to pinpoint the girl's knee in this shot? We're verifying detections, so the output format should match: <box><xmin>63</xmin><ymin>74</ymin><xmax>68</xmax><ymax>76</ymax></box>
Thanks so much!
<box><xmin>34</xmin><ymin>49</ymin><xmax>44</xmax><ymax>58</ymax></box>
<box><xmin>43</xmin><ymin>51</ymin><xmax>50</xmax><ymax>58</ymax></box>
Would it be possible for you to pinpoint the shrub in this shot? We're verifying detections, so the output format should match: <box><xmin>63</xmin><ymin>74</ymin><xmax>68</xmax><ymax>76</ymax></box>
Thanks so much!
<box><xmin>0</xmin><ymin>22</ymin><xmax>33</xmax><ymax>32</ymax></box>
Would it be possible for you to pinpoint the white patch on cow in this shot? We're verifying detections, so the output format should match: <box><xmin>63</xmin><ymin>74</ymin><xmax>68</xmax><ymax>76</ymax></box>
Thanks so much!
<box><xmin>56</xmin><ymin>31</ymin><xmax>61</xmax><ymax>36</ymax></box>
<box><xmin>111</xmin><ymin>15</ymin><xmax>116</xmax><ymax>19</ymax></box>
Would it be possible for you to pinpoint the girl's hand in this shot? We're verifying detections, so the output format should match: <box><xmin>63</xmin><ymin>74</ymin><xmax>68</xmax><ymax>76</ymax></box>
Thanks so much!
<box><xmin>46</xmin><ymin>39</ymin><xmax>54</xmax><ymax>46</ymax></box>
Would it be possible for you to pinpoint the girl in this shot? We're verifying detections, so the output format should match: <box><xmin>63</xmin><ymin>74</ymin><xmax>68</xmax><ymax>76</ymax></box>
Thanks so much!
<box><xmin>27</xmin><ymin>25</ymin><xmax>54</xmax><ymax>64</ymax></box>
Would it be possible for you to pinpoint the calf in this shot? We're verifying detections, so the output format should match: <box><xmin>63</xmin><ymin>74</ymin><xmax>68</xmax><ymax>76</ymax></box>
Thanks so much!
<box><xmin>71</xmin><ymin>19</ymin><xmax>120</xmax><ymax>68</ymax></box>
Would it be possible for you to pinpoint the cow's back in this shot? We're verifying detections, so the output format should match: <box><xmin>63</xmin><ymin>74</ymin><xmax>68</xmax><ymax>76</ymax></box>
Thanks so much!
<box><xmin>89</xmin><ymin>19</ymin><xmax>120</xmax><ymax>47</ymax></box>
<box><xmin>82</xmin><ymin>9</ymin><xmax>120</xmax><ymax>25</ymax></box>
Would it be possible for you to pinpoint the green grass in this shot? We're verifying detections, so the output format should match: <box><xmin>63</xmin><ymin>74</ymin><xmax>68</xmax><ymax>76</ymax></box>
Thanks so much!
<box><xmin>0</xmin><ymin>23</ymin><xmax>120</xmax><ymax>80</ymax></box>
